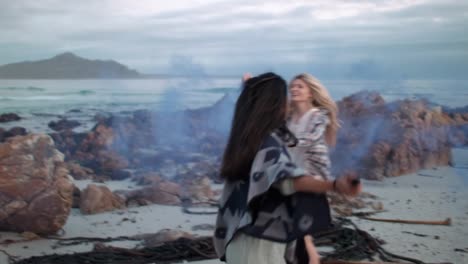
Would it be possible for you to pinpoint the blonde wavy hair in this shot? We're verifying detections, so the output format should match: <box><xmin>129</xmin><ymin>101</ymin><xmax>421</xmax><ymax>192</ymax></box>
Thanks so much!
<box><xmin>289</xmin><ymin>73</ymin><xmax>340</xmax><ymax>146</ymax></box>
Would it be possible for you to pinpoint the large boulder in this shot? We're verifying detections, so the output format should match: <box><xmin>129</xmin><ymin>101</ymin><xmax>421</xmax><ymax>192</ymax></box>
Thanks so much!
<box><xmin>0</xmin><ymin>134</ymin><xmax>73</xmax><ymax>234</ymax></box>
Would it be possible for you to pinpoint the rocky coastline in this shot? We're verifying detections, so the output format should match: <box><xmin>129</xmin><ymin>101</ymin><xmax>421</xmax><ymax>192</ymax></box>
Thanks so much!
<box><xmin>1</xmin><ymin>91</ymin><xmax>467</xmax><ymax>263</ymax></box>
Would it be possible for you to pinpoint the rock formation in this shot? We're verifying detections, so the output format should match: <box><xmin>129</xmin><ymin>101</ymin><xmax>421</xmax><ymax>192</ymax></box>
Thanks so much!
<box><xmin>47</xmin><ymin>91</ymin><xmax>468</xmax><ymax>184</ymax></box>
<box><xmin>331</xmin><ymin>91</ymin><xmax>468</xmax><ymax>179</ymax></box>
<box><xmin>0</xmin><ymin>134</ymin><xmax>73</xmax><ymax>234</ymax></box>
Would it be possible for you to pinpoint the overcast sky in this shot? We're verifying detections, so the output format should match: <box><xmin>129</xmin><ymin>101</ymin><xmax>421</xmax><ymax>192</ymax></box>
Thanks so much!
<box><xmin>0</xmin><ymin>0</ymin><xmax>467</xmax><ymax>78</ymax></box>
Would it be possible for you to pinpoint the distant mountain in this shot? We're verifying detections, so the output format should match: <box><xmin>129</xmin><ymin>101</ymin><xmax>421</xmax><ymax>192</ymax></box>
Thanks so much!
<box><xmin>0</xmin><ymin>52</ymin><xmax>141</xmax><ymax>79</ymax></box>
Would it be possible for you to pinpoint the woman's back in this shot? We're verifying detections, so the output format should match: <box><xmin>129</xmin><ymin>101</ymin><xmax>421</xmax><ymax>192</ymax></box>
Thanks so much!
<box><xmin>214</xmin><ymin>131</ymin><xmax>306</xmax><ymax>262</ymax></box>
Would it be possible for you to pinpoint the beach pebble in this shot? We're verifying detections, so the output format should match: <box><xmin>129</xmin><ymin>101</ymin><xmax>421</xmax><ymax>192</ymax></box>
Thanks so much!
<box><xmin>371</xmin><ymin>201</ymin><xmax>384</xmax><ymax>211</ymax></box>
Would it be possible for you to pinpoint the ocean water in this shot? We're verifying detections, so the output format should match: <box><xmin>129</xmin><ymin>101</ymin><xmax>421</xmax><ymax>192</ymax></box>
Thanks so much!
<box><xmin>0</xmin><ymin>78</ymin><xmax>240</xmax><ymax>114</ymax></box>
<box><xmin>0</xmin><ymin>78</ymin><xmax>241</xmax><ymax>132</ymax></box>
<box><xmin>0</xmin><ymin>78</ymin><xmax>467</xmax><ymax>132</ymax></box>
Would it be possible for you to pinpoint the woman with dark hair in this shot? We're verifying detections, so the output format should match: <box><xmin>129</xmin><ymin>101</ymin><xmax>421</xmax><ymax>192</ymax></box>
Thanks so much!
<box><xmin>213</xmin><ymin>72</ymin><xmax>360</xmax><ymax>264</ymax></box>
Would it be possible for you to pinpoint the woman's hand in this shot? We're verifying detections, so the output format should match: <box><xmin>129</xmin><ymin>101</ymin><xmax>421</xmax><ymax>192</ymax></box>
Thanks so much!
<box><xmin>334</xmin><ymin>174</ymin><xmax>362</xmax><ymax>197</ymax></box>
<box><xmin>242</xmin><ymin>73</ymin><xmax>252</xmax><ymax>82</ymax></box>
<box><xmin>293</xmin><ymin>173</ymin><xmax>361</xmax><ymax>195</ymax></box>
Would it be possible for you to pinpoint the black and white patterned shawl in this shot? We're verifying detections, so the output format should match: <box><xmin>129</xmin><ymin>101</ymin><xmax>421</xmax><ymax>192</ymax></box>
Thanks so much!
<box><xmin>213</xmin><ymin>132</ymin><xmax>306</xmax><ymax>262</ymax></box>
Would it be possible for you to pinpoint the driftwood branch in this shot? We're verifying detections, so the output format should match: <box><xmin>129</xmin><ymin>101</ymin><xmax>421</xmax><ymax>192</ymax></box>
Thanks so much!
<box><xmin>351</xmin><ymin>210</ymin><xmax>387</xmax><ymax>217</ymax></box>
<box><xmin>360</xmin><ymin>217</ymin><xmax>451</xmax><ymax>226</ymax></box>
<box><xmin>323</xmin><ymin>261</ymin><xmax>452</xmax><ymax>264</ymax></box>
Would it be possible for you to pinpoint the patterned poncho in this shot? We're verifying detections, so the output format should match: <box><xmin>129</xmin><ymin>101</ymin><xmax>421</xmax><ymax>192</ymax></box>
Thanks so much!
<box><xmin>213</xmin><ymin>132</ymin><xmax>307</xmax><ymax>263</ymax></box>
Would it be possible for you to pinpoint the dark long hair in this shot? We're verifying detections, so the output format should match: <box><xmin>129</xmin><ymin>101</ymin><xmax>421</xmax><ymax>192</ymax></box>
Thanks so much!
<box><xmin>221</xmin><ymin>72</ymin><xmax>294</xmax><ymax>182</ymax></box>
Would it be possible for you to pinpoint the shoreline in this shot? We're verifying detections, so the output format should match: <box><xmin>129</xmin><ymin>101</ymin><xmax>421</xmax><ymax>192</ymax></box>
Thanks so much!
<box><xmin>1</xmin><ymin>148</ymin><xmax>467</xmax><ymax>263</ymax></box>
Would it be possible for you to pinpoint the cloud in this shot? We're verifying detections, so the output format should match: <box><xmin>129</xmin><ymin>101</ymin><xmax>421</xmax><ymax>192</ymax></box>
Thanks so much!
<box><xmin>0</xmin><ymin>0</ymin><xmax>467</xmax><ymax>78</ymax></box>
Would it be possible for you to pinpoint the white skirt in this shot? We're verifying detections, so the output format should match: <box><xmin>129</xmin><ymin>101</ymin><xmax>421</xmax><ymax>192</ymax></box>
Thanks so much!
<box><xmin>226</xmin><ymin>232</ymin><xmax>287</xmax><ymax>264</ymax></box>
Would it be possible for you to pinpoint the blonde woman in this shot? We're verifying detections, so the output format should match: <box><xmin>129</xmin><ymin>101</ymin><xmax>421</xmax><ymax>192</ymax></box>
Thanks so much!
<box><xmin>287</xmin><ymin>73</ymin><xmax>361</xmax><ymax>264</ymax></box>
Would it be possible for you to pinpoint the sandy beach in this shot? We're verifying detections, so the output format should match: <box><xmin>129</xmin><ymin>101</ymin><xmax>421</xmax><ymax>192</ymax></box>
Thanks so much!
<box><xmin>347</xmin><ymin>148</ymin><xmax>468</xmax><ymax>263</ymax></box>
<box><xmin>1</xmin><ymin>148</ymin><xmax>467</xmax><ymax>264</ymax></box>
